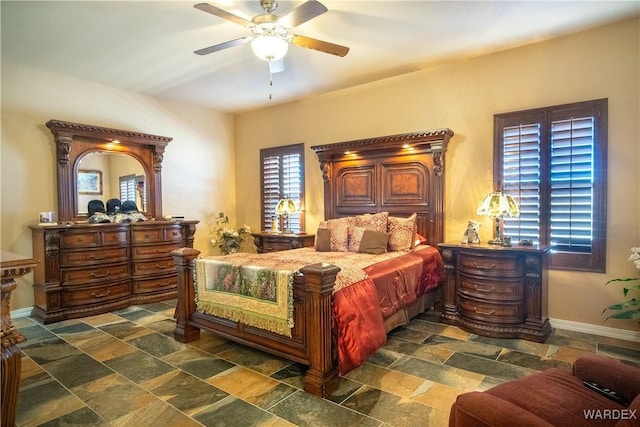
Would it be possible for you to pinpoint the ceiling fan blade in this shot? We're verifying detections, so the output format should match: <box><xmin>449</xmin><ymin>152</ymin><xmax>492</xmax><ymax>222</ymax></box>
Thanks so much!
<box><xmin>194</xmin><ymin>37</ymin><xmax>252</xmax><ymax>55</ymax></box>
<box><xmin>194</xmin><ymin>3</ymin><xmax>253</xmax><ymax>27</ymax></box>
<box><xmin>291</xmin><ymin>34</ymin><xmax>349</xmax><ymax>57</ymax></box>
<box><xmin>269</xmin><ymin>58</ymin><xmax>285</xmax><ymax>74</ymax></box>
<box><xmin>278</xmin><ymin>0</ymin><xmax>327</xmax><ymax>28</ymax></box>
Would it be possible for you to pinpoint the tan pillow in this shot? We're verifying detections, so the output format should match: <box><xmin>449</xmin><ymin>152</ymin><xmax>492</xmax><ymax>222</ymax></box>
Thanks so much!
<box><xmin>315</xmin><ymin>228</ymin><xmax>331</xmax><ymax>252</ymax></box>
<box><xmin>347</xmin><ymin>226</ymin><xmax>366</xmax><ymax>252</ymax></box>
<box><xmin>388</xmin><ymin>213</ymin><xmax>417</xmax><ymax>251</ymax></box>
<box><xmin>318</xmin><ymin>217</ymin><xmax>353</xmax><ymax>252</ymax></box>
<box><xmin>354</xmin><ymin>212</ymin><xmax>389</xmax><ymax>233</ymax></box>
<box><xmin>358</xmin><ymin>230</ymin><xmax>390</xmax><ymax>255</ymax></box>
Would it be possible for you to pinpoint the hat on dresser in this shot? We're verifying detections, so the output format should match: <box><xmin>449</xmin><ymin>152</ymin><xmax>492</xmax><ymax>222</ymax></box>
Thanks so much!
<box><xmin>106</xmin><ymin>198</ymin><xmax>122</xmax><ymax>215</ymax></box>
<box><xmin>121</xmin><ymin>200</ymin><xmax>139</xmax><ymax>213</ymax></box>
<box><xmin>87</xmin><ymin>200</ymin><xmax>106</xmax><ymax>216</ymax></box>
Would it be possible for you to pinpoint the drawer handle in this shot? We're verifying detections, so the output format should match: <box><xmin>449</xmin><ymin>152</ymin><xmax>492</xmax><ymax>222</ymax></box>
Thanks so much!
<box><xmin>473</xmin><ymin>284</ymin><xmax>496</xmax><ymax>293</ymax></box>
<box><xmin>472</xmin><ymin>262</ymin><xmax>496</xmax><ymax>270</ymax></box>
<box><xmin>156</xmin><ymin>281</ymin><xmax>172</xmax><ymax>287</ymax></box>
<box><xmin>473</xmin><ymin>307</ymin><xmax>495</xmax><ymax>316</ymax></box>
<box><xmin>91</xmin><ymin>271</ymin><xmax>111</xmax><ymax>278</ymax></box>
<box><xmin>91</xmin><ymin>290</ymin><xmax>111</xmax><ymax>298</ymax></box>
<box><xmin>90</xmin><ymin>255</ymin><xmax>106</xmax><ymax>260</ymax></box>
<box><xmin>155</xmin><ymin>263</ymin><xmax>173</xmax><ymax>269</ymax></box>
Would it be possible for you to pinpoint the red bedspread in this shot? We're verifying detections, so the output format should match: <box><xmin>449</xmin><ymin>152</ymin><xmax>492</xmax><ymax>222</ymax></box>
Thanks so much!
<box><xmin>334</xmin><ymin>245</ymin><xmax>444</xmax><ymax>374</ymax></box>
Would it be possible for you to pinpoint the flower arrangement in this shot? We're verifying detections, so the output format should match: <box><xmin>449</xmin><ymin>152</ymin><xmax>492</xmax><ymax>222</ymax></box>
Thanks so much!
<box><xmin>210</xmin><ymin>212</ymin><xmax>251</xmax><ymax>255</ymax></box>
<box><xmin>603</xmin><ymin>246</ymin><xmax>640</xmax><ymax>323</ymax></box>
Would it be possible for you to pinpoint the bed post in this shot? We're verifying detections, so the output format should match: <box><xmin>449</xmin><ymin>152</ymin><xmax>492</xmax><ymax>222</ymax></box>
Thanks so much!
<box><xmin>172</xmin><ymin>247</ymin><xmax>201</xmax><ymax>343</ymax></box>
<box><xmin>299</xmin><ymin>262</ymin><xmax>341</xmax><ymax>397</ymax></box>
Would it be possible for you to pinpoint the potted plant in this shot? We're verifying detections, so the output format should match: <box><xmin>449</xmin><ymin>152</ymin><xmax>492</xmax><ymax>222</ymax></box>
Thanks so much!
<box><xmin>210</xmin><ymin>212</ymin><xmax>251</xmax><ymax>255</ymax></box>
<box><xmin>603</xmin><ymin>247</ymin><xmax>640</xmax><ymax>323</ymax></box>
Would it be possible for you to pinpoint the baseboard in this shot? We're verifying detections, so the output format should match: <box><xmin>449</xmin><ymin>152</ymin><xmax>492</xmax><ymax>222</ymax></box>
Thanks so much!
<box><xmin>11</xmin><ymin>307</ymin><xmax>33</xmax><ymax>319</ymax></box>
<box><xmin>550</xmin><ymin>317</ymin><xmax>640</xmax><ymax>343</ymax></box>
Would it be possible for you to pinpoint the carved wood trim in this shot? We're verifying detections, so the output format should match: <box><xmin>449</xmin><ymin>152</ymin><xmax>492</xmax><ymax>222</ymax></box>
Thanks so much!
<box><xmin>46</xmin><ymin>119</ymin><xmax>172</xmax><ymax>222</ymax></box>
<box><xmin>311</xmin><ymin>129</ymin><xmax>453</xmax><ymax>246</ymax></box>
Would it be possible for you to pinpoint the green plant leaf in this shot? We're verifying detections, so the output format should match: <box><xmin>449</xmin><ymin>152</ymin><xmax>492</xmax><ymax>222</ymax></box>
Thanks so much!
<box><xmin>605</xmin><ymin>277</ymin><xmax>640</xmax><ymax>285</ymax></box>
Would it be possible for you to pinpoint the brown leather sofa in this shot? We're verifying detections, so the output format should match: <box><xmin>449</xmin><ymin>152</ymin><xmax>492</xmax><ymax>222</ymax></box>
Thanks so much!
<box><xmin>449</xmin><ymin>354</ymin><xmax>640</xmax><ymax>427</ymax></box>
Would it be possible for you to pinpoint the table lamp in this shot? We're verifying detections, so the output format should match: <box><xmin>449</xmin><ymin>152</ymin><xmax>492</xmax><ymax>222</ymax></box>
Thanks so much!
<box><xmin>476</xmin><ymin>190</ymin><xmax>520</xmax><ymax>245</ymax></box>
<box><xmin>275</xmin><ymin>198</ymin><xmax>298</xmax><ymax>234</ymax></box>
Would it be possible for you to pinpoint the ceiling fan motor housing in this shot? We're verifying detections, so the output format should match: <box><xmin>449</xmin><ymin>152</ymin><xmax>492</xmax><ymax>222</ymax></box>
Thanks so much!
<box><xmin>260</xmin><ymin>0</ymin><xmax>279</xmax><ymax>14</ymax></box>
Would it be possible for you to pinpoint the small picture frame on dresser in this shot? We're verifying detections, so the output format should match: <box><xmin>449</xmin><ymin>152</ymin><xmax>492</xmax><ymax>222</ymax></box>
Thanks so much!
<box><xmin>38</xmin><ymin>211</ymin><xmax>57</xmax><ymax>225</ymax></box>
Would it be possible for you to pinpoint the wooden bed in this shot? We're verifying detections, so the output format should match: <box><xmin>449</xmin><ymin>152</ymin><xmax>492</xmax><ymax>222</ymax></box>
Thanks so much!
<box><xmin>172</xmin><ymin>128</ymin><xmax>453</xmax><ymax>397</ymax></box>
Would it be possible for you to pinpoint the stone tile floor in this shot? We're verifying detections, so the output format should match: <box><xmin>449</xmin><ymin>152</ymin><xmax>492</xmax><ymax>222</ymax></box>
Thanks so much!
<box><xmin>14</xmin><ymin>300</ymin><xmax>640</xmax><ymax>426</ymax></box>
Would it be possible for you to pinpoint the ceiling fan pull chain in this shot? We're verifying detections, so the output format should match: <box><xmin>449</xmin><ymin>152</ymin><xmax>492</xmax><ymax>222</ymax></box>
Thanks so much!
<box><xmin>268</xmin><ymin>61</ymin><xmax>274</xmax><ymax>100</ymax></box>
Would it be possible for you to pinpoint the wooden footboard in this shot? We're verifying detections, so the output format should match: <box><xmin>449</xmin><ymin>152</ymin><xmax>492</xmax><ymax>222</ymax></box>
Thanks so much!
<box><xmin>171</xmin><ymin>247</ymin><xmax>341</xmax><ymax>397</ymax></box>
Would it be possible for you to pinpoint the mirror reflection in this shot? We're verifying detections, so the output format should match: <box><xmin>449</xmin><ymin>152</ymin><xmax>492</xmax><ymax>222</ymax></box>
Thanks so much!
<box><xmin>76</xmin><ymin>152</ymin><xmax>146</xmax><ymax>215</ymax></box>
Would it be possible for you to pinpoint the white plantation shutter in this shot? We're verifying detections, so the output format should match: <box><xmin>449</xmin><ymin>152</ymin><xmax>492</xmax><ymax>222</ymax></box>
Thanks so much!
<box><xmin>495</xmin><ymin>99</ymin><xmax>607</xmax><ymax>272</ymax></box>
<box><xmin>502</xmin><ymin>123</ymin><xmax>542</xmax><ymax>244</ymax></box>
<box><xmin>120</xmin><ymin>175</ymin><xmax>136</xmax><ymax>203</ymax></box>
<box><xmin>260</xmin><ymin>144</ymin><xmax>305</xmax><ymax>233</ymax></box>
<box><xmin>550</xmin><ymin>117</ymin><xmax>595</xmax><ymax>253</ymax></box>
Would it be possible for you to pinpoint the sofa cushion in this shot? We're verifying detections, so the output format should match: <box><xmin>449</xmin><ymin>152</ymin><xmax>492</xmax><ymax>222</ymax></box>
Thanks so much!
<box><xmin>486</xmin><ymin>368</ymin><xmax>626</xmax><ymax>427</ymax></box>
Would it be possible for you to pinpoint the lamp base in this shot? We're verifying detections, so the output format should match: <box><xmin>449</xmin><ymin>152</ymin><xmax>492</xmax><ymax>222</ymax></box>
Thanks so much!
<box><xmin>487</xmin><ymin>238</ymin><xmax>503</xmax><ymax>245</ymax></box>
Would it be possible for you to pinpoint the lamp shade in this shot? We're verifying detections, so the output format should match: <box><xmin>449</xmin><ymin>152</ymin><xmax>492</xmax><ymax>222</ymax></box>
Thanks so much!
<box><xmin>476</xmin><ymin>191</ymin><xmax>520</xmax><ymax>219</ymax></box>
<box><xmin>275</xmin><ymin>198</ymin><xmax>298</xmax><ymax>215</ymax></box>
<box><xmin>251</xmin><ymin>35</ymin><xmax>289</xmax><ymax>61</ymax></box>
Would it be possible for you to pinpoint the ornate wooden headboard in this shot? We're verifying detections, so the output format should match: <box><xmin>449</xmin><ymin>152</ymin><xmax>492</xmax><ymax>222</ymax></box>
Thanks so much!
<box><xmin>311</xmin><ymin>129</ymin><xmax>453</xmax><ymax>246</ymax></box>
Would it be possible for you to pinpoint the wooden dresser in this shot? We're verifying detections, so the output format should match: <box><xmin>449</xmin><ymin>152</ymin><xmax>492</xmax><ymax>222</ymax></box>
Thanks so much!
<box><xmin>438</xmin><ymin>242</ymin><xmax>551</xmax><ymax>342</ymax></box>
<box><xmin>30</xmin><ymin>220</ymin><xmax>197</xmax><ymax>324</ymax></box>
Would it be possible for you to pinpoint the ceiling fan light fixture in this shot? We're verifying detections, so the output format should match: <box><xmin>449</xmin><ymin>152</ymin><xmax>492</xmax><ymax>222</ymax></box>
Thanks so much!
<box><xmin>251</xmin><ymin>34</ymin><xmax>289</xmax><ymax>61</ymax></box>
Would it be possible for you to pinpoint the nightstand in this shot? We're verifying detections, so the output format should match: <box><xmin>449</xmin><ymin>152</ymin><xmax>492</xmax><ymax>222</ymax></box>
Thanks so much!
<box><xmin>438</xmin><ymin>242</ymin><xmax>551</xmax><ymax>342</ymax></box>
<box><xmin>252</xmin><ymin>232</ymin><xmax>315</xmax><ymax>253</ymax></box>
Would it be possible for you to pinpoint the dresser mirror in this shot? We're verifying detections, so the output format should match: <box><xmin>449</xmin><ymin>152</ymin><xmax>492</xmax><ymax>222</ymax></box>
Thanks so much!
<box><xmin>46</xmin><ymin>119</ymin><xmax>172</xmax><ymax>222</ymax></box>
<box><xmin>76</xmin><ymin>152</ymin><xmax>146</xmax><ymax>214</ymax></box>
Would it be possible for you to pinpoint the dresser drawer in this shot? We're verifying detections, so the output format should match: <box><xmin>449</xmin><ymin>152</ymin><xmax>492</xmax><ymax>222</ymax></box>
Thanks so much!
<box><xmin>132</xmin><ymin>274</ymin><xmax>177</xmax><ymax>294</ymax></box>
<box><xmin>132</xmin><ymin>258</ymin><xmax>176</xmax><ymax>276</ymax></box>
<box><xmin>458</xmin><ymin>253</ymin><xmax>522</xmax><ymax>277</ymax></box>
<box><xmin>61</xmin><ymin>247</ymin><xmax>130</xmax><ymax>267</ymax></box>
<box><xmin>62</xmin><ymin>279</ymin><xmax>130</xmax><ymax>307</ymax></box>
<box><xmin>458</xmin><ymin>296</ymin><xmax>524</xmax><ymax>324</ymax></box>
<box><xmin>131</xmin><ymin>226</ymin><xmax>184</xmax><ymax>244</ymax></box>
<box><xmin>131</xmin><ymin>242</ymin><xmax>183</xmax><ymax>259</ymax></box>
<box><xmin>61</xmin><ymin>262</ymin><xmax>130</xmax><ymax>284</ymax></box>
<box><xmin>458</xmin><ymin>274</ymin><xmax>523</xmax><ymax>301</ymax></box>
<box><xmin>60</xmin><ymin>229</ymin><xmax>129</xmax><ymax>248</ymax></box>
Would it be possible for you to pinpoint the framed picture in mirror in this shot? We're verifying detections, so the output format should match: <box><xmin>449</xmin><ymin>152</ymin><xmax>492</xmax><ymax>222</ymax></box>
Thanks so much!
<box><xmin>78</xmin><ymin>169</ymin><xmax>102</xmax><ymax>195</ymax></box>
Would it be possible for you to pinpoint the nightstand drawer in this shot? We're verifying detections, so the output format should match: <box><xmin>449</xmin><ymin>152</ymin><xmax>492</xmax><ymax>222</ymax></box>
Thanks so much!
<box><xmin>458</xmin><ymin>253</ymin><xmax>522</xmax><ymax>277</ymax></box>
<box><xmin>252</xmin><ymin>233</ymin><xmax>315</xmax><ymax>253</ymax></box>
<box><xmin>458</xmin><ymin>274</ymin><xmax>523</xmax><ymax>301</ymax></box>
<box><xmin>458</xmin><ymin>296</ymin><xmax>524</xmax><ymax>324</ymax></box>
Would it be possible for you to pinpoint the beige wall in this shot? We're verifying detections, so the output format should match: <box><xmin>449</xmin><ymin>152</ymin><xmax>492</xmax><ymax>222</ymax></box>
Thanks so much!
<box><xmin>234</xmin><ymin>18</ymin><xmax>640</xmax><ymax>332</ymax></box>
<box><xmin>1</xmin><ymin>62</ymin><xmax>236</xmax><ymax>310</ymax></box>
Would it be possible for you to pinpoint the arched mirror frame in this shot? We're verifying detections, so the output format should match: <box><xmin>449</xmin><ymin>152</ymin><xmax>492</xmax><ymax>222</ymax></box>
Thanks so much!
<box><xmin>46</xmin><ymin>119</ymin><xmax>172</xmax><ymax>222</ymax></box>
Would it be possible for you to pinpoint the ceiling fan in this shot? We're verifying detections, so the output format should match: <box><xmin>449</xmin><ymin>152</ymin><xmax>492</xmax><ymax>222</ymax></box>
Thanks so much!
<box><xmin>194</xmin><ymin>0</ymin><xmax>349</xmax><ymax>70</ymax></box>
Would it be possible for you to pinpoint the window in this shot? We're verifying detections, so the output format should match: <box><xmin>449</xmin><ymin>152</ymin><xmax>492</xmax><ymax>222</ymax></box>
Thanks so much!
<box><xmin>260</xmin><ymin>143</ymin><xmax>305</xmax><ymax>233</ymax></box>
<box><xmin>494</xmin><ymin>99</ymin><xmax>607</xmax><ymax>272</ymax></box>
<box><xmin>119</xmin><ymin>174</ymin><xmax>145</xmax><ymax>210</ymax></box>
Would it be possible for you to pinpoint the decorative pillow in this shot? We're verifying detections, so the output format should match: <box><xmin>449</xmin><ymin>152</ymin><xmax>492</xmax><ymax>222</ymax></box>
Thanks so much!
<box><xmin>347</xmin><ymin>226</ymin><xmax>366</xmax><ymax>252</ymax></box>
<box><xmin>354</xmin><ymin>212</ymin><xmax>389</xmax><ymax>233</ymax></box>
<box><xmin>358</xmin><ymin>230</ymin><xmax>390</xmax><ymax>255</ymax></box>
<box><xmin>317</xmin><ymin>217</ymin><xmax>353</xmax><ymax>252</ymax></box>
<box><xmin>315</xmin><ymin>228</ymin><xmax>332</xmax><ymax>252</ymax></box>
<box><xmin>387</xmin><ymin>213</ymin><xmax>417</xmax><ymax>251</ymax></box>
<box><xmin>415</xmin><ymin>233</ymin><xmax>428</xmax><ymax>247</ymax></box>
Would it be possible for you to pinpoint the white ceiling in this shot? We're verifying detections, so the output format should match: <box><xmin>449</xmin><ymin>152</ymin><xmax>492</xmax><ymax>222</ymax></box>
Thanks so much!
<box><xmin>2</xmin><ymin>1</ymin><xmax>638</xmax><ymax>114</ymax></box>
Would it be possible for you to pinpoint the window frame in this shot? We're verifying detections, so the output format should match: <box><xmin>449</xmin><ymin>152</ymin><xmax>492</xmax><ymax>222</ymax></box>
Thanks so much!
<box><xmin>260</xmin><ymin>143</ymin><xmax>306</xmax><ymax>233</ymax></box>
<box><xmin>494</xmin><ymin>98</ymin><xmax>608</xmax><ymax>272</ymax></box>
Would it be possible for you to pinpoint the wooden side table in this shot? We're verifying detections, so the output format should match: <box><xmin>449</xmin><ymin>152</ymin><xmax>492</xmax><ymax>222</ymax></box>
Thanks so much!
<box><xmin>252</xmin><ymin>232</ymin><xmax>315</xmax><ymax>253</ymax></box>
<box><xmin>437</xmin><ymin>242</ymin><xmax>551</xmax><ymax>342</ymax></box>
<box><xmin>1</xmin><ymin>252</ymin><xmax>38</xmax><ymax>427</ymax></box>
